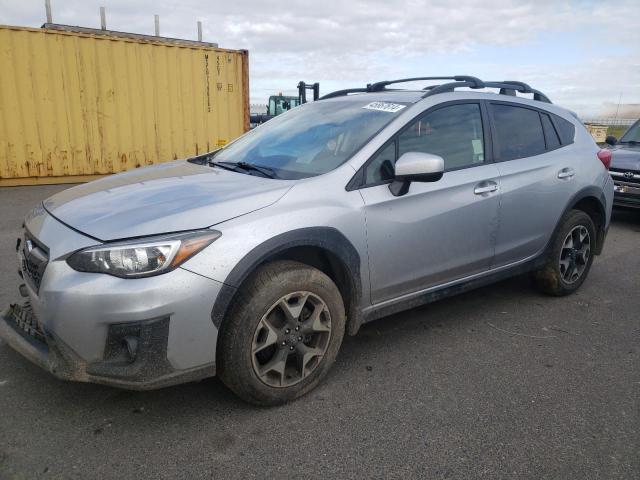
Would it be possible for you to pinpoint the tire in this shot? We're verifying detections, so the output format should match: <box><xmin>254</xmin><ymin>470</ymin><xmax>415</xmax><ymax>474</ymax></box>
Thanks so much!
<box><xmin>531</xmin><ymin>209</ymin><xmax>597</xmax><ymax>296</ymax></box>
<box><xmin>218</xmin><ymin>260</ymin><xmax>345</xmax><ymax>406</ymax></box>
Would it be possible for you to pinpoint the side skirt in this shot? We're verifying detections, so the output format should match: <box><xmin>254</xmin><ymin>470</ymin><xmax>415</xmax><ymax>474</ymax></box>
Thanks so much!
<box><xmin>361</xmin><ymin>256</ymin><xmax>542</xmax><ymax>324</ymax></box>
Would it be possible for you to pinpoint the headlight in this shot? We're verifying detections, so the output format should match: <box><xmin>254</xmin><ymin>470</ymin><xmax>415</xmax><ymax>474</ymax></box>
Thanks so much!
<box><xmin>67</xmin><ymin>230</ymin><xmax>220</xmax><ymax>278</ymax></box>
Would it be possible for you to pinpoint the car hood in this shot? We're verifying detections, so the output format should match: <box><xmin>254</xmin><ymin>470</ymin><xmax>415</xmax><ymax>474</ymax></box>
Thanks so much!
<box><xmin>610</xmin><ymin>145</ymin><xmax>640</xmax><ymax>171</ymax></box>
<box><xmin>43</xmin><ymin>160</ymin><xmax>292</xmax><ymax>241</ymax></box>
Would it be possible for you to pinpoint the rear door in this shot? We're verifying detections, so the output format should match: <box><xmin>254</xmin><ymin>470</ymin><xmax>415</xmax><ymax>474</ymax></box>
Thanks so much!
<box><xmin>488</xmin><ymin>101</ymin><xmax>578</xmax><ymax>267</ymax></box>
<box><xmin>358</xmin><ymin>101</ymin><xmax>501</xmax><ymax>304</ymax></box>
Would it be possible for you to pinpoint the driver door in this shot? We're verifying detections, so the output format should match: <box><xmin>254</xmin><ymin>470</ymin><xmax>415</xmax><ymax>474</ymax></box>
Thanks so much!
<box><xmin>358</xmin><ymin>102</ymin><xmax>501</xmax><ymax>303</ymax></box>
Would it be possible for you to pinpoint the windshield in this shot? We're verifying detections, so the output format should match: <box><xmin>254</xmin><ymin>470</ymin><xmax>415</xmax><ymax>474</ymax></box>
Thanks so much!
<box><xmin>620</xmin><ymin>120</ymin><xmax>640</xmax><ymax>143</ymax></box>
<box><xmin>214</xmin><ymin>99</ymin><xmax>409</xmax><ymax>179</ymax></box>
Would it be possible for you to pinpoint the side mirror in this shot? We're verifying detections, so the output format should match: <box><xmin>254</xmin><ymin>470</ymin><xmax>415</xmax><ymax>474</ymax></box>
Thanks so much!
<box><xmin>389</xmin><ymin>152</ymin><xmax>444</xmax><ymax>196</ymax></box>
<box><xmin>605</xmin><ymin>135</ymin><xmax>617</xmax><ymax>146</ymax></box>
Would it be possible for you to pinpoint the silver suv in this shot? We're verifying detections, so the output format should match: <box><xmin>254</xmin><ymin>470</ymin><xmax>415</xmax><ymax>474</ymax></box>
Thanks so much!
<box><xmin>1</xmin><ymin>76</ymin><xmax>614</xmax><ymax>405</ymax></box>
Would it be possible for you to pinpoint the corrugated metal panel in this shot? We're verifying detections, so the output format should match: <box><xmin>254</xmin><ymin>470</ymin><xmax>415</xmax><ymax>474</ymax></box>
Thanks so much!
<box><xmin>0</xmin><ymin>25</ymin><xmax>249</xmax><ymax>186</ymax></box>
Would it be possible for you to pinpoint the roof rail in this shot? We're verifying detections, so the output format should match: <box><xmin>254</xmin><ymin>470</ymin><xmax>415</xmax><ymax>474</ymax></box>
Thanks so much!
<box><xmin>367</xmin><ymin>76</ymin><xmax>484</xmax><ymax>92</ymax></box>
<box><xmin>501</xmin><ymin>80</ymin><xmax>533</xmax><ymax>92</ymax></box>
<box><xmin>485</xmin><ymin>81</ymin><xmax>551</xmax><ymax>103</ymax></box>
<box><xmin>422</xmin><ymin>80</ymin><xmax>552</xmax><ymax>103</ymax></box>
<box><xmin>319</xmin><ymin>88</ymin><xmax>368</xmax><ymax>100</ymax></box>
<box><xmin>421</xmin><ymin>81</ymin><xmax>478</xmax><ymax>97</ymax></box>
<box><xmin>319</xmin><ymin>75</ymin><xmax>552</xmax><ymax>104</ymax></box>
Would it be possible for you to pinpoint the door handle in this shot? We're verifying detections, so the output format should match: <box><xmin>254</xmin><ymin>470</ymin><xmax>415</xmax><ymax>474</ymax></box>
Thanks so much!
<box><xmin>557</xmin><ymin>168</ymin><xmax>575</xmax><ymax>179</ymax></box>
<box><xmin>474</xmin><ymin>181</ymin><xmax>498</xmax><ymax>195</ymax></box>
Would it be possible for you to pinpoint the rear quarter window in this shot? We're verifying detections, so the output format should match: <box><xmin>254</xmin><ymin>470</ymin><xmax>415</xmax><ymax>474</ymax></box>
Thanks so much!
<box><xmin>552</xmin><ymin>115</ymin><xmax>576</xmax><ymax>145</ymax></box>
<box><xmin>490</xmin><ymin>104</ymin><xmax>546</xmax><ymax>161</ymax></box>
<box><xmin>540</xmin><ymin>113</ymin><xmax>561</xmax><ymax>150</ymax></box>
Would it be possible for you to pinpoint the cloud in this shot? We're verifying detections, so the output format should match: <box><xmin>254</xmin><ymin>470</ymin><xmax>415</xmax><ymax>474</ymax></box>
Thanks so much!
<box><xmin>1</xmin><ymin>0</ymin><xmax>638</xmax><ymax>116</ymax></box>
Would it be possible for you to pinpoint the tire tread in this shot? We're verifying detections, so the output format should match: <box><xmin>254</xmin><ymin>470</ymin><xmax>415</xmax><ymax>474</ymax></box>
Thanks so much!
<box><xmin>218</xmin><ymin>260</ymin><xmax>345</xmax><ymax>406</ymax></box>
<box><xmin>531</xmin><ymin>209</ymin><xmax>596</xmax><ymax>296</ymax></box>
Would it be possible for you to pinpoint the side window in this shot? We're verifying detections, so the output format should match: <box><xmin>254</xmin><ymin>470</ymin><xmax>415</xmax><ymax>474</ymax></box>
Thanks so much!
<box><xmin>553</xmin><ymin>115</ymin><xmax>575</xmax><ymax>145</ymax></box>
<box><xmin>541</xmin><ymin>113</ymin><xmax>561</xmax><ymax>150</ymax></box>
<box><xmin>365</xmin><ymin>141</ymin><xmax>396</xmax><ymax>184</ymax></box>
<box><xmin>491</xmin><ymin>104</ymin><xmax>546</xmax><ymax>161</ymax></box>
<box><xmin>398</xmin><ymin>103</ymin><xmax>485</xmax><ymax>170</ymax></box>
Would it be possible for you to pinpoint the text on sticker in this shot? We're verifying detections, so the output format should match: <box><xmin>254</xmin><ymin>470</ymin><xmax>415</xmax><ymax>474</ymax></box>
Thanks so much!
<box><xmin>362</xmin><ymin>102</ymin><xmax>407</xmax><ymax>113</ymax></box>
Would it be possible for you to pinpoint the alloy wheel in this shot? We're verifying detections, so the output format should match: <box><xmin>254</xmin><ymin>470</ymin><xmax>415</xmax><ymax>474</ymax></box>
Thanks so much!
<box><xmin>559</xmin><ymin>225</ymin><xmax>591</xmax><ymax>284</ymax></box>
<box><xmin>251</xmin><ymin>291</ymin><xmax>332</xmax><ymax>388</ymax></box>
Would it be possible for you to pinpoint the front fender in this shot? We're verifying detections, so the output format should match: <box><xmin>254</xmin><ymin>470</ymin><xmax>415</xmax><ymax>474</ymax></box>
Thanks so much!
<box><xmin>210</xmin><ymin>227</ymin><xmax>364</xmax><ymax>335</ymax></box>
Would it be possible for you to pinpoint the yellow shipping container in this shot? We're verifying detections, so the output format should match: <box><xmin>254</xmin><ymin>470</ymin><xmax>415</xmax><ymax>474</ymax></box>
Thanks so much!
<box><xmin>0</xmin><ymin>24</ymin><xmax>249</xmax><ymax>186</ymax></box>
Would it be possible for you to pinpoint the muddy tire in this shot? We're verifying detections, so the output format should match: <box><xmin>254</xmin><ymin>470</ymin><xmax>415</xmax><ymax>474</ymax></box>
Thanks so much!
<box><xmin>218</xmin><ymin>260</ymin><xmax>345</xmax><ymax>406</ymax></box>
<box><xmin>531</xmin><ymin>210</ymin><xmax>596</xmax><ymax>296</ymax></box>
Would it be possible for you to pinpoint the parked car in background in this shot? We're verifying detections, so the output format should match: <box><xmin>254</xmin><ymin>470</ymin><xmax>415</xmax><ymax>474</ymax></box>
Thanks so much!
<box><xmin>605</xmin><ymin>119</ymin><xmax>640</xmax><ymax>209</ymax></box>
<box><xmin>1</xmin><ymin>76</ymin><xmax>614</xmax><ymax>405</ymax></box>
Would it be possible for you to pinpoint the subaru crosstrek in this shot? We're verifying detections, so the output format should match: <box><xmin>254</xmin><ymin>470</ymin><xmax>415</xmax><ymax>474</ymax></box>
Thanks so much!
<box><xmin>1</xmin><ymin>76</ymin><xmax>614</xmax><ymax>405</ymax></box>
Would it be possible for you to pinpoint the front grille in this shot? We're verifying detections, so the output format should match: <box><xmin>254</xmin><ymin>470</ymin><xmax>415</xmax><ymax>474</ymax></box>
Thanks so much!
<box><xmin>20</xmin><ymin>232</ymin><xmax>49</xmax><ymax>292</ymax></box>
<box><xmin>7</xmin><ymin>302</ymin><xmax>47</xmax><ymax>345</ymax></box>
<box><xmin>610</xmin><ymin>168</ymin><xmax>640</xmax><ymax>186</ymax></box>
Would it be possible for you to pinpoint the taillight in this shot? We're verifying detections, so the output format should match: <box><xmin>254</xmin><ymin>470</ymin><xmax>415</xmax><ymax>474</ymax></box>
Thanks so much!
<box><xmin>597</xmin><ymin>149</ymin><xmax>612</xmax><ymax>170</ymax></box>
<box><xmin>598</xmin><ymin>149</ymin><xmax>613</xmax><ymax>170</ymax></box>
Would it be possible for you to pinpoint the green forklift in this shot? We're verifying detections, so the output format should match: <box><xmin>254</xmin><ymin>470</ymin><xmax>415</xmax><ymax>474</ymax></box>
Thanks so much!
<box><xmin>251</xmin><ymin>81</ymin><xmax>320</xmax><ymax>125</ymax></box>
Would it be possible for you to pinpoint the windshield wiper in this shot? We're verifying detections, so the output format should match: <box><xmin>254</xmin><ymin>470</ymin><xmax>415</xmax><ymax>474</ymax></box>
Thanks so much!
<box><xmin>208</xmin><ymin>160</ymin><xmax>237</xmax><ymax>172</ymax></box>
<box><xmin>210</xmin><ymin>160</ymin><xmax>277</xmax><ymax>178</ymax></box>
<box><xmin>620</xmin><ymin>140</ymin><xmax>639</xmax><ymax>145</ymax></box>
<box><xmin>236</xmin><ymin>162</ymin><xmax>278</xmax><ymax>178</ymax></box>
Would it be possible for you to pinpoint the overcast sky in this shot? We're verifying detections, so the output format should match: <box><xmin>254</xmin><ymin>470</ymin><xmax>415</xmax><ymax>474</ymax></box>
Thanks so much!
<box><xmin>1</xmin><ymin>0</ymin><xmax>638</xmax><ymax>117</ymax></box>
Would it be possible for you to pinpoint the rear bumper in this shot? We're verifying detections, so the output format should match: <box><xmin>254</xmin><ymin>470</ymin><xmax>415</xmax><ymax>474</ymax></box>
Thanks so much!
<box><xmin>1</xmin><ymin>302</ymin><xmax>215</xmax><ymax>390</ymax></box>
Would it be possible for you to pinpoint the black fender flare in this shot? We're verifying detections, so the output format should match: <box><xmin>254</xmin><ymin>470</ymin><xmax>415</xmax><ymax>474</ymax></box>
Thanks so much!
<box><xmin>211</xmin><ymin>227</ymin><xmax>363</xmax><ymax>335</ymax></box>
<box><xmin>545</xmin><ymin>186</ymin><xmax>608</xmax><ymax>258</ymax></box>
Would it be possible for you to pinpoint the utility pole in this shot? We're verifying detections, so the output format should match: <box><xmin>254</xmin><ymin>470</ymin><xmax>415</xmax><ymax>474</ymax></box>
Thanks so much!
<box><xmin>614</xmin><ymin>91</ymin><xmax>622</xmax><ymax>123</ymax></box>
<box><xmin>44</xmin><ymin>0</ymin><xmax>52</xmax><ymax>23</ymax></box>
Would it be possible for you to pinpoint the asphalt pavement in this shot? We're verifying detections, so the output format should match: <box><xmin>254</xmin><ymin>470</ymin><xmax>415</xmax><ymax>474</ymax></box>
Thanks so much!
<box><xmin>0</xmin><ymin>184</ymin><xmax>638</xmax><ymax>479</ymax></box>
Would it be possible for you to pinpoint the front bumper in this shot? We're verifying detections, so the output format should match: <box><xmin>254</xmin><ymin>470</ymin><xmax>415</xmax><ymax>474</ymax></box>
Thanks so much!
<box><xmin>612</xmin><ymin>176</ymin><xmax>640</xmax><ymax>209</ymax></box>
<box><xmin>1</xmin><ymin>299</ymin><xmax>217</xmax><ymax>390</ymax></box>
<box><xmin>613</xmin><ymin>191</ymin><xmax>640</xmax><ymax>209</ymax></box>
<box><xmin>3</xmin><ymin>206</ymin><xmax>226</xmax><ymax>390</ymax></box>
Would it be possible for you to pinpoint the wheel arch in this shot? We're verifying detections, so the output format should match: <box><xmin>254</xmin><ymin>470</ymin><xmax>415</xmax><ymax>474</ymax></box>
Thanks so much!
<box><xmin>212</xmin><ymin>227</ymin><xmax>364</xmax><ymax>355</ymax></box>
<box><xmin>556</xmin><ymin>186</ymin><xmax>607</xmax><ymax>255</ymax></box>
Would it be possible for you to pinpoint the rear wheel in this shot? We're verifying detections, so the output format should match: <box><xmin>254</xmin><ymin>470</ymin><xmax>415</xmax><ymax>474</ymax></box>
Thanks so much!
<box><xmin>218</xmin><ymin>261</ymin><xmax>345</xmax><ymax>406</ymax></box>
<box><xmin>531</xmin><ymin>210</ymin><xmax>596</xmax><ymax>296</ymax></box>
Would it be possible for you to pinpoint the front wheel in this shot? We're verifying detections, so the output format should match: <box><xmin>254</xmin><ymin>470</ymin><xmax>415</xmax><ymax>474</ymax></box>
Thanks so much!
<box><xmin>531</xmin><ymin>209</ymin><xmax>596</xmax><ymax>296</ymax></box>
<box><xmin>218</xmin><ymin>261</ymin><xmax>345</xmax><ymax>406</ymax></box>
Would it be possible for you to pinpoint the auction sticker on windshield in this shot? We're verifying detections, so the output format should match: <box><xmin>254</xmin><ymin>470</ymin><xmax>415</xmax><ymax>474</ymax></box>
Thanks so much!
<box><xmin>363</xmin><ymin>102</ymin><xmax>407</xmax><ymax>113</ymax></box>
